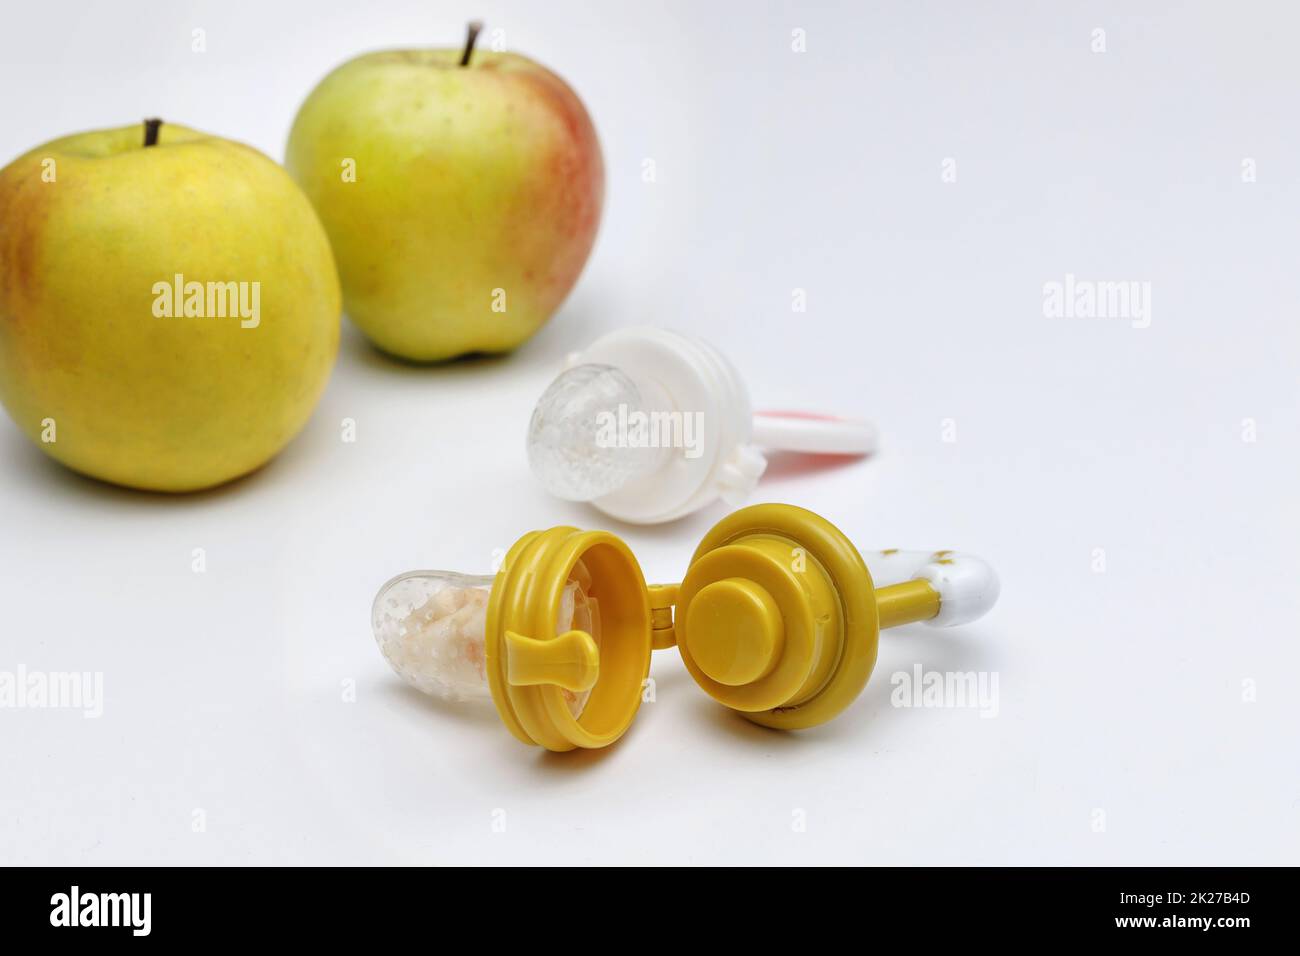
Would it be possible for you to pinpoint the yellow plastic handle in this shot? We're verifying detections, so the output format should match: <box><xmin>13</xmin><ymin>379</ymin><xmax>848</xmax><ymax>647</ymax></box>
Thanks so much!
<box><xmin>504</xmin><ymin>629</ymin><xmax>600</xmax><ymax>692</ymax></box>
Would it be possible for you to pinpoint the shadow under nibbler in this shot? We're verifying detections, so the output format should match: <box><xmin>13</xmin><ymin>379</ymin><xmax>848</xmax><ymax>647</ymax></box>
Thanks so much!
<box><xmin>683</xmin><ymin>696</ymin><xmax>815</xmax><ymax>749</ymax></box>
<box><xmin>679</xmin><ymin>622</ymin><xmax>1003</xmax><ymax>750</ymax></box>
<box><xmin>533</xmin><ymin>735</ymin><xmax>625</xmax><ymax>773</ymax></box>
<box><xmin>682</xmin><ymin>686</ymin><xmax>889</xmax><ymax>750</ymax></box>
<box><xmin>380</xmin><ymin>680</ymin><xmax>502</xmax><ymax>732</ymax></box>
<box><xmin>370</xmin><ymin>622</ymin><xmax>1004</xmax><ymax>774</ymax></box>
<box><xmin>864</xmin><ymin>623</ymin><xmax>1004</xmax><ymax>721</ymax></box>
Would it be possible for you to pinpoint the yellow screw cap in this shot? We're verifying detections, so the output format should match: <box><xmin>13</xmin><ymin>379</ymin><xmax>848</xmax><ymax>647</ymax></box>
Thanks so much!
<box><xmin>486</xmin><ymin>527</ymin><xmax>652</xmax><ymax>752</ymax></box>
<box><xmin>685</xmin><ymin>578</ymin><xmax>784</xmax><ymax>686</ymax></box>
<box><xmin>677</xmin><ymin>504</ymin><xmax>877</xmax><ymax>729</ymax></box>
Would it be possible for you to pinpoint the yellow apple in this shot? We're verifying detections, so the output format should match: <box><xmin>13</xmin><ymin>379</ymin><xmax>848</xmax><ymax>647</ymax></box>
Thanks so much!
<box><xmin>0</xmin><ymin>121</ymin><xmax>340</xmax><ymax>492</ymax></box>
<box><xmin>285</xmin><ymin>23</ymin><xmax>604</xmax><ymax>361</ymax></box>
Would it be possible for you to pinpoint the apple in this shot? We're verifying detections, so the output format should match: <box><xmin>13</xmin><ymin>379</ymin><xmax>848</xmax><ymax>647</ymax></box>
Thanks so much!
<box><xmin>0</xmin><ymin>120</ymin><xmax>340</xmax><ymax>492</ymax></box>
<box><xmin>285</xmin><ymin>22</ymin><xmax>604</xmax><ymax>361</ymax></box>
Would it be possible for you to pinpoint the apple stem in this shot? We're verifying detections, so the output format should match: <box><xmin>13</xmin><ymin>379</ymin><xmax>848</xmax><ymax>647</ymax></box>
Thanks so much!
<box><xmin>459</xmin><ymin>20</ymin><xmax>484</xmax><ymax>66</ymax></box>
<box><xmin>143</xmin><ymin>118</ymin><xmax>163</xmax><ymax>147</ymax></box>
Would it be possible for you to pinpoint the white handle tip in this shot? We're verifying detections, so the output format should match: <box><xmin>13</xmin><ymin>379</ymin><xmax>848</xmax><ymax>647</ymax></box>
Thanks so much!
<box><xmin>912</xmin><ymin>552</ymin><xmax>999</xmax><ymax>627</ymax></box>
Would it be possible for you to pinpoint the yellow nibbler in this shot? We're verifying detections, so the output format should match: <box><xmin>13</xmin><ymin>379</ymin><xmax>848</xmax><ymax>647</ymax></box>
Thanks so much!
<box><xmin>371</xmin><ymin>503</ymin><xmax>999</xmax><ymax>752</ymax></box>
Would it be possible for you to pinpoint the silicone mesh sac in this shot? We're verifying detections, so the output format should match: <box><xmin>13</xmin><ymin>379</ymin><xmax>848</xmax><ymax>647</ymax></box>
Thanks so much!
<box><xmin>371</xmin><ymin>571</ymin><xmax>600</xmax><ymax>717</ymax></box>
<box><xmin>526</xmin><ymin>363</ymin><xmax>659</xmax><ymax>501</ymax></box>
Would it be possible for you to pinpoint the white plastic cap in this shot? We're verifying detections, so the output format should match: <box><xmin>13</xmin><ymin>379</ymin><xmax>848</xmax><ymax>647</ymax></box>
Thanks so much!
<box><xmin>527</xmin><ymin>327</ymin><xmax>761</xmax><ymax>524</ymax></box>
<box><xmin>525</xmin><ymin>327</ymin><xmax>878</xmax><ymax>524</ymax></box>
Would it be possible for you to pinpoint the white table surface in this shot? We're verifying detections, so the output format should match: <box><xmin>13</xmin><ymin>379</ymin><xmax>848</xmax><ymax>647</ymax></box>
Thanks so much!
<box><xmin>1</xmin><ymin>0</ymin><xmax>1297</xmax><ymax>865</ymax></box>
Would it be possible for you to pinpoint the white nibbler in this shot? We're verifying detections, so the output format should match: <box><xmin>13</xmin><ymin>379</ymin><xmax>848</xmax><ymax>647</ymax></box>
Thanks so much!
<box><xmin>526</xmin><ymin>326</ymin><xmax>878</xmax><ymax>524</ymax></box>
<box><xmin>365</xmin><ymin>503</ymin><xmax>1002</xmax><ymax>752</ymax></box>
<box><xmin>371</xmin><ymin>569</ymin><xmax>600</xmax><ymax>717</ymax></box>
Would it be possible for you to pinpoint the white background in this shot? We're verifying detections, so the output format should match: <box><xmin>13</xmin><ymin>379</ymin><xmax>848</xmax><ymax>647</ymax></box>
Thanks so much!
<box><xmin>2</xmin><ymin>0</ymin><xmax>1297</xmax><ymax>865</ymax></box>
